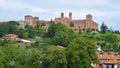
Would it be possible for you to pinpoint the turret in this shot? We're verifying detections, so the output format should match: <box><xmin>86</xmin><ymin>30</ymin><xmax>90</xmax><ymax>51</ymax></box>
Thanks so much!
<box><xmin>32</xmin><ymin>17</ymin><xmax>39</xmax><ymax>27</ymax></box>
<box><xmin>24</xmin><ymin>15</ymin><xmax>33</xmax><ymax>25</ymax></box>
<box><xmin>33</xmin><ymin>17</ymin><xmax>39</xmax><ymax>21</ymax></box>
<box><xmin>61</xmin><ymin>12</ymin><xmax>64</xmax><ymax>18</ymax></box>
<box><xmin>85</xmin><ymin>14</ymin><xmax>92</xmax><ymax>29</ymax></box>
<box><xmin>69</xmin><ymin>12</ymin><xmax>72</xmax><ymax>20</ymax></box>
<box><xmin>86</xmin><ymin>14</ymin><xmax>92</xmax><ymax>21</ymax></box>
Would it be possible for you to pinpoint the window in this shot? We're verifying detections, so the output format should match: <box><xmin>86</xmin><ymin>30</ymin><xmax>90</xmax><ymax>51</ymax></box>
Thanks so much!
<box><xmin>100</xmin><ymin>60</ymin><xmax>108</xmax><ymax>63</ymax></box>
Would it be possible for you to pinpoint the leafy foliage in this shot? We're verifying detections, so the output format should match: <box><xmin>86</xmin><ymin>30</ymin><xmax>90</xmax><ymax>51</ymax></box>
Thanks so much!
<box><xmin>66</xmin><ymin>38</ymin><xmax>99</xmax><ymax>68</ymax></box>
<box><xmin>46</xmin><ymin>23</ymin><xmax>71</xmax><ymax>38</ymax></box>
<box><xmin>40</xmin><ymin>45</ymin><xmax>67</xmax><ymax>68</ymax></box>
<box><xmin>0</xmin><ymin>43</ymin><xmax>42</xmax><ymax>68</ymax></box>
<box><xmin>100</xmin><ymin>22</ymin><xmax>108</xmax><ymax>33</ymax></box>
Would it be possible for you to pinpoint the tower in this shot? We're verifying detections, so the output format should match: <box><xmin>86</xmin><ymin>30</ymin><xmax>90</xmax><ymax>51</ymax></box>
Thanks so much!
<box><xmin>24</xmin><ymin>15</ymin><xmax>33</xmax><ymax>26</ymax></box>
<box><xmin>86</xmin><ymin>14</ymin><xmax>92</xmax><ymax>21</ymax></box>
<box><xmin>33</xmin><ymin>17</ymin><xmax>39</xmax><ymax>27</ymax></box>
<box><xmin>69</xmin><ymin>12</ymin><xmax>72</xmax><ymax>20</ymax></box>
<box><xmin>24</xmin><ymin>15</ymin><xmax>39</xmax><ymax>27</ymax></box>
<box><xmin>61</xmin><ymin>12</ymin><xmax>64</xmax><ymax>18</ymax></box>
<box><xmin>86</xmin><ymin>14</ymin><xmax>92</xmax><ymax>29</ymax></box>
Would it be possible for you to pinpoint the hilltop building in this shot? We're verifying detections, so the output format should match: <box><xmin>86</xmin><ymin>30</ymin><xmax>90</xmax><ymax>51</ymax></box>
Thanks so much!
<box><xmin>54</xmin><ymin>12</ymin><xmax>98</xmax><ymax>31</ymax></box>
<box><xmin>24</xmin><ymin>12</ymin><xmax>98</xmax><ymax>31</ymax></box>
<box><xmin>24</xmin><ymin>15</ymin><xmax>39</xmax><ymax>27</ymax></box>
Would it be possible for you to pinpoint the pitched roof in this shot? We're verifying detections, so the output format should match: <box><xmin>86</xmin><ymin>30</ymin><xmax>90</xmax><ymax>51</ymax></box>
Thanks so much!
<box><xmin>98</xmin><ymin>52</ymin><xmax>120</xmax><ymax>60</ymax></box>
<box><xmin>4</xmin><ymin>34</ymin><xmax>18</xmax><ymax>36</ymax></box>
<box><xmin>97</xmin><ymin>52</ymin><xmax>120</xmax><ymax>64</ymax></box>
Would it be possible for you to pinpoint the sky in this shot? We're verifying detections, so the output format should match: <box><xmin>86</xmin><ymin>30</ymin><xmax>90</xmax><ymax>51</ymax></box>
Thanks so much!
<box><xmin>0</xmin><ymin>0</ymin><xmax>120</xmax><ymax>30</ymax></box>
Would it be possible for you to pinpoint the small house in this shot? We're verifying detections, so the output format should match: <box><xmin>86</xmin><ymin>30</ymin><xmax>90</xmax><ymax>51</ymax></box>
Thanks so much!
<box><xmin>2</xmin><ymin>34</ymin><xmax>19</xmax><ymax>40</ymax></box>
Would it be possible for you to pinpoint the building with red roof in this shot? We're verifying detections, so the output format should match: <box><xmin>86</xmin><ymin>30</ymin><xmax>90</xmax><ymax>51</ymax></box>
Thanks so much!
<box><xmin>94</xmin><ymin>52</ymin><xmax>120</xmax><ymax>68</ymax></box>
<box><xmin>2</xmin><ymin>34</ymin><xmax>19</xmax><ymax>40</ymax></box>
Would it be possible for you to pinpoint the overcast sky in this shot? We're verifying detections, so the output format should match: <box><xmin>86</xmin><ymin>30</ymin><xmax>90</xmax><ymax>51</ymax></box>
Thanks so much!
<box><xmin>0</xmin><ymin>0</ymin><xmax>120</xmax><ymax>30</ymax></box>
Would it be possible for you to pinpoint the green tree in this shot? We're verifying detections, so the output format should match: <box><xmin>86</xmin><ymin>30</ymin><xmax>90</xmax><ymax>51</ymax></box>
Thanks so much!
<box><xmin>1</xmin><ymin>44</ymin><xmax>26</xmax><ymax>68</ymax></box>
<box><xmin>6</xmin><ymin>21</ymin><xmax>19</xmax><ymax>34</ymax></box>
<box><xmin>66</xmin><ymin>38</ymin><xmax>99</xmax><ymax>68</ymax></box>
<box><xmin>0</xmin><ymin>43</ymin><xmax>42</xmax><ymax>68</ymax></box>
<box><xmin>0</xmin><ymin>23</ymin><xmax>8</xmax><ymax>37</ymax></box>
<box><xmin>0</xmin><ymin>21</ymin><xmax>19</xmax><ymax>37</ymax></box>
<box><xmin>0</xmin><ymin>47</ymin><xmax>6</xmax><ymax>68</ymax></box>
<box><xmin>23</xmin><ymin>32</ymin><xmax>29</xmax><ymax>38</ymax></box>
<box><xmin>51</xmin><ymin>31</ymin><xmax>69</xmax><ymax>47</ymax></box>
<box><xmin>40</xmin><ymin>45</ymin><xmax>67</xmax><ymax>68</ymax></box>
<box><xmin>25</xmin><ymin>25</ymin><xmax>36</xmax><ymax>38</ymax></box>
<box><xmin>69</xmin><ymin>22</ymin><xmax>74</xmax><ymax>27</ymax></box>
<box><xmin>24</xmin><ymin>49</ymin><xmax>42</xmax><ymax>68</ymax></box>
<box><xmin>46</xmin><ymin>23</ymin><xmax>71</xmax><ymax>38</ymax></box>
<box><xmin>46</xmin><ymin>23</ymin><xmax>72</xmax><ymax>46</ymax></box>
<box><xmin>46</xmin><ymin>23</ymin><xmax>57</xmax><ymax>38</ymax></box>
<box><xmin>105</xmin><ymin>34</ymin><xmax>118</xmax><ymax>44</ymax></box>
<box><xmin>100</xmin><ymin>22</ymin><xmax>108</xmax><ymax>33</ymax></box>
<box><xmin>86</xmin><ymin>28</ymin><xmax>92</xmax><ymax>33</ymax></box>
<box><xmin>79</xmin><ymin>29</ymin><xmax>82</xmax><ymax>34</ymax></box>
<box><xmin>17</xmin><ymin>29</ymin><xmax>25</xmax><ymax>38</ymax></box>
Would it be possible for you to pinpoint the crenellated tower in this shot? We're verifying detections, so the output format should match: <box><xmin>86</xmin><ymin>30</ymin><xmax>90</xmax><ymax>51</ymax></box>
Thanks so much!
<box><xmin>61</xmin><ymin>12</ymin><xmax>64</xmax><ymax>18</ymax></box>
<box><xmin>86</xmin><ymin>14</ymin><xmax>92</xmax><ymax>29</ymax></box>
<box><xmin>69</xmin><ymin>12</ymin><xmax>72</xmax><ymax>20</ymax></box>
<box><xmin>24</xmin><ymin>15</ymin><xmax>39</xmax><ymax>27</ymax></box>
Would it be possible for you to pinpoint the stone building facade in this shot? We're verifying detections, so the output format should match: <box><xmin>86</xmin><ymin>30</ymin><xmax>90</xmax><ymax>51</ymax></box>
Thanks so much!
<box><xmin>24</xmin><ymin>15</ymin><xmax>39</xmax><ymax>27</ymax></box>
<box><xmin>54</xmin><ymin>12</ymin><xmax>98</xmax><ymax>31</ymax></box>
<box><xmin>24</xmin><ymin>12</ymin><xmax>98</xmax><ymax>31</ymax></box>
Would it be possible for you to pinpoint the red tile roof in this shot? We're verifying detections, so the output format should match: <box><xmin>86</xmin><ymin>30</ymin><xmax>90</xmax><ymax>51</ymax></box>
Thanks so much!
<box><xmin>2</xmin><ymin>34</ymin><xmax>19</xmax><ymax>40</ymax></box>
<box><xmin>98</xmin><ymin>52</ymin><xmax>120</xmax><ymax>60</ymax></box>
<box><xmin>94</xmin><ymin>52</ymin><xmax>120</xmax><ymax>68</ymax></box>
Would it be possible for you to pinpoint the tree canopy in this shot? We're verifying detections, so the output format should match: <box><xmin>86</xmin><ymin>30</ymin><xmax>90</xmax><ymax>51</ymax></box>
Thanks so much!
<box><xmin>46</xmin><ymin>23</ymin><xmax>71</xmax><ymax>38</ymax></box>
<box><xmin>66</xmin><ymin>38</ymin><xmax>99</xmax><ymax>68</ymax></box>
<box><xmin>100</xmin><ymin>22</ymin><xmax>108</xmax><ymax>33</ymax></box>
<box><xmin>40</xmin><ymin>45</ymin><xmax>67</xmax><ymax>68</ymax></box>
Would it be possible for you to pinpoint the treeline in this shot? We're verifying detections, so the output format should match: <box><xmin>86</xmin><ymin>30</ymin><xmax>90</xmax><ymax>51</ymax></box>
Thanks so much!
<box><xmin>0</xmin><ymin>38</ymin><xmax>99</xmax><ymax>68</ymax></box>
<box><xmin>0</xmin><ymin>21</ymin><xmax>19</xmax><ymax>37</ymax></box>
<box><xmin>0</xmin><ymin>43</ymin><xmax>41</xmax><ymax>68</ymax></box>
<box><xmin>0</xmin><ymin>21</ymin><xmax>46</xmax><ymax>38</ymax></box>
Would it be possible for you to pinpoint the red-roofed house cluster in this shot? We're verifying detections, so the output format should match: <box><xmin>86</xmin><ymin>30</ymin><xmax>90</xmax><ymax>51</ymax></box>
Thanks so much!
<box><xmin>94</xmin><ymin>52</ymin><xmax>120</xmax><ymax>68</ymax></box>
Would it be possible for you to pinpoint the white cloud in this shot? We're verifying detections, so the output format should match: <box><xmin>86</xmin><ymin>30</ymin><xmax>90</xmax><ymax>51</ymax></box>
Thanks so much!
<box><xmin>0</xmin><ymin>0</ymin><xmax>26</xmax><ymax>9</ymax></box>
<box><xmin>0</xmin><ymin>0</ymin><xmax>47</xmax><ymax>13</ymax></box>
<box><xmin>59</xmin><ymin>0</ymin><xmax>109</xmax><ymax>7</ymax></box>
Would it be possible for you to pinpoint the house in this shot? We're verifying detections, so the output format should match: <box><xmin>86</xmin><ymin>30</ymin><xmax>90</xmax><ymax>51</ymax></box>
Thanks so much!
<box><xmin>2</xmin><ymin>34</ymin><xmax>19</xmax><ymax>40</ymax></box>
<box><xmin>94</xmin><ymin>52</ymin><xmax>120</xmax><ymax>68</ymax></box>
